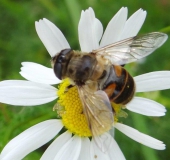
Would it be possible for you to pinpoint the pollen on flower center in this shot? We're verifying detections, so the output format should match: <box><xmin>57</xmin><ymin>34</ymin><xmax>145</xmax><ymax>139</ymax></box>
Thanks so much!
<box><xmin>112</xmin><ymin>102</ymin><xmax>128</xmax><ymax>121</ymax></box>
<box><xmin>57</xmin><ymin>79</ymin><xmax>92</xmax><ymax>137</ymax></box>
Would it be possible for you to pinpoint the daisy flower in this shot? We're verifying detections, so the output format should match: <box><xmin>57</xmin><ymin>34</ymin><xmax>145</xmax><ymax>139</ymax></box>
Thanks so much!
<box><xmin>0</xmin><ymin>7</ymin><xmax>169</xmax><ymax>160</ymax></box>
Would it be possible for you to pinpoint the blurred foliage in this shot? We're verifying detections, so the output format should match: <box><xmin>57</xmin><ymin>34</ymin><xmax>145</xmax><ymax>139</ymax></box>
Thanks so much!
<box><xmin>0</xmin><ymin>0</ymin><xmax>170</xmax><ymax>159</ymax></box>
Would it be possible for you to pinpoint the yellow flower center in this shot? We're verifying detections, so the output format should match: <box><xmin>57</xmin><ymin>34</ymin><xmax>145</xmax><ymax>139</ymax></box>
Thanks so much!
<box><xmin>56</xmin><ymin>78</ymin><xmax>127</xmax><ymax>137</ymax></box>
<box><xmin>57</xmin><ymin>79</ymin><xmax>92</xmax><ymax>137</ymax></box>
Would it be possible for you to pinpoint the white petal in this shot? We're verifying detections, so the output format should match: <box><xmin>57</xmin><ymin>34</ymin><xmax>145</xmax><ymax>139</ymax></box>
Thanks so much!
<box><xmin>134</xmin><ymin>71</ymin><xmax>170</xmax><ymax>92</ymax></box>
<box><xmin>78</xmin><ymin>7</ymin><xmax>103</xmax><ymax>52</ymax></box>
<box><xmin>1</xmin><ymin>120</ymin><xmax>63</xmax><ymax>160</ymax></box>
<box><xmin>126</xmin><ymin>97</ymin><xmax>166</xmax><ymax>116</ymax></box>
<box><xmin>0</xmin><ymin>80</ymin><xmax>57</xmax><ymax>106</ymax></box>
<box><xmin>54</xmin><ymin>135</ymin><xmax>81</xmax><ymax>160</ymax></box>
<box><xmin>100</xmin><ymin>7</ymin><xmax>128</xmax><ymax>47</ymax></box>
<box><xmin>41</xmin><ymin>131</ymin><xmax>72</xmax><ymax>160</ymax></box>
<box><xmin>108</xmin><ymin>138</ymin><xmax>126</xmax><ymax>160</ymax></box>
<box><xmin>90</xmin><ymin>137</ymin><xmax>110</xmax><ymax>160</ymax></box>
<box><xmin>35</xmin><ymin>18</ymin><xmax>70</xmax><ymax>57</ymax></box>
<box><xmin>78</xmin><ymin>138</ymin><xmax>91</xmax><ymax>160</ymax></box>
<box><xmin>119</xmin><ymin>8</ymin><xmax>146</xmax><ymax>40</ymax></box>
<box><xmin>114</xmin><ymin>123</ymin><xmax>165</xmax><ymax>150</ymax></box>
<box><xmin>20</xmin><ymin>62</ymin><xmax>61</xmax><ymax>85</ymax></box>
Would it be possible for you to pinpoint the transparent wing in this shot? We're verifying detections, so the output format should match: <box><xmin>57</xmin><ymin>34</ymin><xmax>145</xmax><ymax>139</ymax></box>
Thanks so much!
<box><xmin>77</xmin><ymin>85</ymin><xmax>114</xmax><ymax>152</ymax></box>
<box><xmin>93</xmin><ymin>32</ymin><xmax>168</xmax><ymax>65</ymax></box>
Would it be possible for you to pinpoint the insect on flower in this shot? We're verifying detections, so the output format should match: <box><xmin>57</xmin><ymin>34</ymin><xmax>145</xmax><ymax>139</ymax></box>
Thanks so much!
<box><xmin>51</xmin><ymin>32</ymin><xmax>168</xmax><ymax>150</ymax></box>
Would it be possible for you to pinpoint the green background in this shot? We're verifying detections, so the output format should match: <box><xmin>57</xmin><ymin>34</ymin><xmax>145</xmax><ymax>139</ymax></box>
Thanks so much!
<box><xmin>0</xmin><ymin>0</ymin><xmax>170</xmax><ymax>159</ymax></box>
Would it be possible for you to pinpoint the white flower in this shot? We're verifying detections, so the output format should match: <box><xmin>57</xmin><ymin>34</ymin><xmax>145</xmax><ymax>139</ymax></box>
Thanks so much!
<box><xmin>0</xmin><ymin>7</ymin><xmax>168</xmax><ymax>160</ymax></box>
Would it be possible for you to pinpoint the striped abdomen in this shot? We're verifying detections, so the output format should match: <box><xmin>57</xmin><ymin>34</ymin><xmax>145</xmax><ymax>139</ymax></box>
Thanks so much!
<box><xmin>99</xmin><ymin>65</ymin><xmax>135</xmax><ymax>105</ymax></box>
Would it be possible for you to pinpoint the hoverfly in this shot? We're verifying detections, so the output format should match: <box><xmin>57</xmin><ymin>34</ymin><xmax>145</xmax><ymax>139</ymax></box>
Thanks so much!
<box><xmin>51</xmin><ymin>32</ymin><xmax>167</xmax><ymax>151</ymax></box>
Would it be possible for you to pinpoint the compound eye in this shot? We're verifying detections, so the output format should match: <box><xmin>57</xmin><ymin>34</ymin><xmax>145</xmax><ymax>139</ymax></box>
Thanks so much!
<box><xmin>54</xmin><ymin>63</ymin><xmax>62</xmax><ymax>80</ymax></box>
<box><xmin>53</xmin><ymin>49</ymin><xmax>72</xmax><ymax>80</ymax></box>
<box><xmin>57</xmin><ymin>55</ymin><xmax>66</xmax><ymax>63</ymax></box>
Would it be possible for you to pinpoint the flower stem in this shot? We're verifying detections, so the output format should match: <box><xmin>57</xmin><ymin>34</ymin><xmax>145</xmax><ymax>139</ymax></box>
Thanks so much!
<box><xmin>159</xmin><ymin>26</ymin><xmax>170</xmax><ymax>34</ymax></box>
